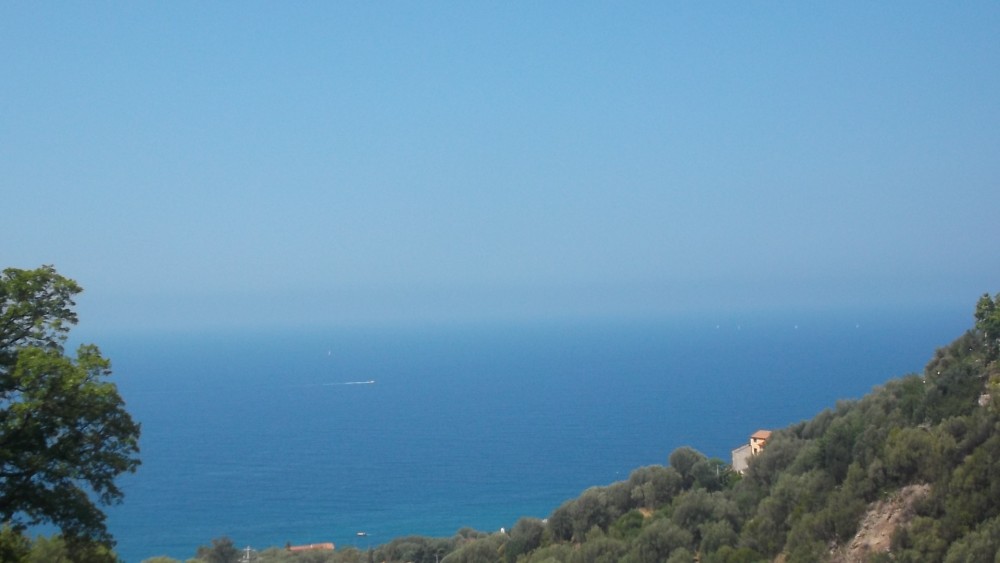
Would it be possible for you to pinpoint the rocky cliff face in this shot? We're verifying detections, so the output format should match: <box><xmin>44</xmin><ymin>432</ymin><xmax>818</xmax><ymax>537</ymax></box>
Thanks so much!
<box><xmin>829</xmin><ymin>483</ymin><xmax>931</xmax><ymax>562</ymax></box>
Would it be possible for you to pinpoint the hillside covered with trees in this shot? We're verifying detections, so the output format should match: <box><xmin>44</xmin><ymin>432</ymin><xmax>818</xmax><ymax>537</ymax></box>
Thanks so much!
<box><xmin>167</xmin><ymin>293</ymin><xmax>1000</xmax><ymax>563</ymax></box>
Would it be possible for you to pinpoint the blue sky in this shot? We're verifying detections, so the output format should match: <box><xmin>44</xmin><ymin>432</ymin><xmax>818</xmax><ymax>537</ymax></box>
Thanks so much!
<box><xmin>3</xmin><ymin>3</ymin><xmax>999</xmax><ymax>330</ymax></box>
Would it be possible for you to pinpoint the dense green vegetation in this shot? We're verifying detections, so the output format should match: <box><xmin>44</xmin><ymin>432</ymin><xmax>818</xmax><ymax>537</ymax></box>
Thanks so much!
<box><xmin>0</xmin><ymin>266</ymin><xmax>141</xmax><ymax>562</ymax></box>
<box><xmin>156</xmin><ymin>292</ymin><xmax>1000</xmax><ymax>563</ymax></box>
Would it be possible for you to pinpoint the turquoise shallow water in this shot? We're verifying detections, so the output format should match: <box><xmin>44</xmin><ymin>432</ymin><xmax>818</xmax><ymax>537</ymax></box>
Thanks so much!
<box><xmin>94</xmin><ymin>308</ymin><xmax>968</xmax><ymax>562</ymax></box>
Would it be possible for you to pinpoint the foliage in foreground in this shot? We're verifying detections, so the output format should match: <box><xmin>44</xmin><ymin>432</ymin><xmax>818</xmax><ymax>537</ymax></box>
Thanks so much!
<box><xmin>0</xmin><ymin>266</ymin><xmax>141</xmax><ymax>562</ymax></box>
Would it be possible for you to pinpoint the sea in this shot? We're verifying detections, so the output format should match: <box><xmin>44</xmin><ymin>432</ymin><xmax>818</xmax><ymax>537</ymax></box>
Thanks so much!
<box><xmin>79</xmin><ymin>307</ymin><xmax>968</xmax><ymax>562</ymax></box>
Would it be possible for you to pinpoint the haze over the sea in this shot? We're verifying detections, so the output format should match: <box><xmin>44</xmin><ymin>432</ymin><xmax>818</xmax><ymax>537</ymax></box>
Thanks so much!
<box><xmin>103</xmin><ymin>309</ymin><xmax>969</xmax><ymax>562</ymax></box>
<box><xmin>4</xmin><ymin>3</ymin><xmax>998</xmax><ymax>334</ymax></box>
<box><xmin>5</xmin><ymin>4</ymin><xmax>1000</xmax><ymax>561</ymax></box>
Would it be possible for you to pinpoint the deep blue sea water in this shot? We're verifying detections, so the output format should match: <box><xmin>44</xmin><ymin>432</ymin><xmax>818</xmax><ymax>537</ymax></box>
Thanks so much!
<box><xmin>89</xmin><ymin>308</ymin><xmax>969</xmax><ymax>562</ymax></box>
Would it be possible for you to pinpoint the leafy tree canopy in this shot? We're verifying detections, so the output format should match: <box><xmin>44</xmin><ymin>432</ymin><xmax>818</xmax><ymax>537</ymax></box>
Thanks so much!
<box><xmin>0</xmin><ymin>266</ymin><xmax>141</xmax><ymax>553</ymax></box>
<box><xmin>976</xmin><ymin>292</ymin><xmax>1000</xmax><ymax>359</ymax></box>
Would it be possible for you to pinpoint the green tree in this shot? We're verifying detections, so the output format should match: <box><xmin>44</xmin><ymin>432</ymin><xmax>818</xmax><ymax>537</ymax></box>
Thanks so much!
<box><xmin>975</xmin><ymin>292</ymin><xmax>1000</xmax><ymax>359</ymax></box>
<box><xmin>741</xmin><ymin>433</ymin><xmax>804</xmax><ymax>490</ymax></box>
<box><xmin>0</xmin><ymin>524</ymin><xmax>30</xmax><ymax>561</ymax></box>
<box><xmin>572</xmin><ymin>534</ymin><xmax>627</xmax><ymax>563</ymax></box>
<box><xmin>816</xmin><ymin>411</ymin><xmax>862</xmax><ymax>482</ymax></box>
<box><xmin>376</xmin><ymin>535</ymin><xmax>454</xmax><ymax>563</ymax></box>
<box><xmin>943</xmin><ymin>514</ymin><xmax>1000</xmax><ymax>563</ymax></box>
<box><xmin>702</xmin><ymin>546</ymin><xmax>764</xmax><ymax>563</ymax></box>
<box><xmin>24</xmin><ymin>535</ymin><xmax>71</xmax><ymax>563</ymax></box>
<box><xmin>670</xmin><ymin>490</ymin><xmax>738</xmax><ymax>545</ymax></box>
<box><xmin>697</xmin><ymin>520</ymin><xmax>737</xmax><ymax>555</ymax></box>
<box><xmin>668</xmin><ymin>447</ymin><xmax>706</xmax><ymax>488</ymax></box>
<box><xmin>0</xmin><ymin>266</ymin><xmax>141</xmax><ymax>550</ymax></box>
<box><xmin>504</xmin><ymin>518</ymin><xmax>544</xmax><ymax>563</ymax></box>
<box><xmin>884</xmin><ymin>428</ymin><xmax>931</xmax><ymax>484</ymax></box>
<box><xmin>609</xmin><ymin>510</ymin><xmax>645</xmax><ymax>541</ymax></box>
<box><xmin>569</xmin><ymin>487</ymin><xmax>615</xmax><ymax>540</ymax></box>
<box><xmin>923</xmin><ymin>332</ymin><xmax>984</xmax><ymax>422</ymax></box>
<box><xmin>942</xmin><ymin>433</ymin><xmax>1000</xmax><ymax>532</ymax></box>
<box><xmin>627</xmin><ymin>465</ymin><xmax>682</xmax><ymax>509</ymax></box>
<box><xmin>892</xmin><ymin>516</ymin><xmax>949</xmax><ymax>562</ymax></box>
<box><xmin>523</xmin><ymin>543</ymin><xmax>573</xmax><ymax>563</ymax></box>
<box><xmin>194</xmin><ymin>537</ymin><xmax>241</xmax><ymax>563</ymax></box>
<box><xmin>626</xmin><ymin>519</ymin><xmax>693</xmax><ymax>563</ymax></box>
<box><xmin>690</xmin><ymin>458</ymin><xmax>732</xmax><ymax>491</ymax></box>
<box><xmin>440</xmin><ymin>534</ymin><xmax>502</xmax><ymax>563</ymax></box>
<box><xmin>547</xmin><ymin>501</ymin><xmax>574</xmax><ymax>542</ymax></box>
<box><xmin>665</xmin><ymin>547</ymin><xmax>694</xmax><ymax>563</ymax></box>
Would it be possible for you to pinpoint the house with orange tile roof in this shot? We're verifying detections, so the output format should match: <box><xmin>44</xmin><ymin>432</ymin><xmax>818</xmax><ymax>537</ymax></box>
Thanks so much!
<box><xmin>750</xmin><ymin>429</ymin><xmax>772</xmax><ymax>455</ymax></box>
<box><xmin>287</xmin><ymin>542</ymin><xmax>335</xmax><ymax>553</ymax></box>
<box><xmin>731</xmin><ymin>429</ymin><xmax>772</xmax><ymax>474</ymax></box>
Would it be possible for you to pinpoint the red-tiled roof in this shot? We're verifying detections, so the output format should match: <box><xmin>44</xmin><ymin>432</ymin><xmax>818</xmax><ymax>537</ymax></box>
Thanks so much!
<box><xmin>751</xmin><ymin>429</ymin><xmax>772</xmax><ymax>440</ymax></box>
<box><xmin>288</xmin><ymin>543</ymin><xmax>335</xmax><ymax>552</ymax></box>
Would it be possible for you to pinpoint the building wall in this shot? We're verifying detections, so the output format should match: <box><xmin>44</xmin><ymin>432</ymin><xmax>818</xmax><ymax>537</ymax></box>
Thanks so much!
<box><xmin>731</xmin><ymin>444</ymin><xmax>752</xmax><ymax>474</ymax></box>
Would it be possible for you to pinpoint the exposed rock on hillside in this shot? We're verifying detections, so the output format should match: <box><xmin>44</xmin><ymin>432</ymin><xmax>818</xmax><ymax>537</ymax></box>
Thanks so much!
<box><xmin>830</xmin><ymin>483</ymin><xmax>931</xmax><ymax>562</ymax></box>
